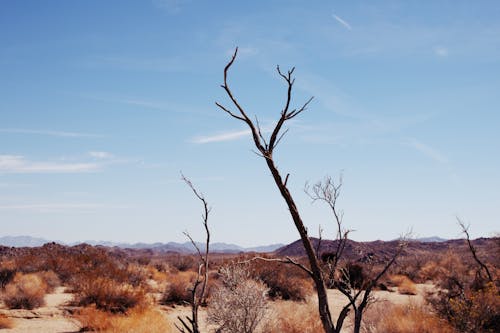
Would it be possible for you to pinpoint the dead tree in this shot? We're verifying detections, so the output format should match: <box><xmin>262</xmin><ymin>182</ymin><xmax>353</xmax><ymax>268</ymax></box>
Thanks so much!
<box><xmin>457</xmin><ymin>218</ymin><xmax>493</xmax><ymax>283</ymax></box>
<box><xmin>176</xmin><ymin>174</ymin><xmax>211</xmax><ymax>333</ymax></box>
<box><xmin>216</xmin><ymin>48</ymin><xmax>333</xmax><ymax>333</ymax></box>
<box><xmin>217</xmin><ymin>49</ymin><xmax>402</xmax><ymax>333</ymax></box>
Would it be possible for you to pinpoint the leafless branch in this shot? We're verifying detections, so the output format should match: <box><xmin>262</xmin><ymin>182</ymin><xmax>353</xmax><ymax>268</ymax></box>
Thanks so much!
<box><xmin>457</xmin><ymin>217</ymin><xmax>493</xmax><ymax>282</ymax></box>
<box><xmin>238</xmin><ymin>256</ymin><xmax>313</xmax><ymax>277</ymax></box>
<box><xmin>177</xmin><ymin>174</ymin><xmax>211</xmax><ymax>333</ymax></box>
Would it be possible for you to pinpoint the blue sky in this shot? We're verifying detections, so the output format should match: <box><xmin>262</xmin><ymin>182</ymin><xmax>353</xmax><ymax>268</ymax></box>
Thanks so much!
<box><xmin>1</xmin><ymin>1</ymin><xmax>499</xmax><ymax>246</ymax></box>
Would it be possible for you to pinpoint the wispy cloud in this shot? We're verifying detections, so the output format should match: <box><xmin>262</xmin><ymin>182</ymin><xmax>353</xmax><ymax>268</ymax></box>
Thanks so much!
<box><xmin>434</xmin><ymin>46</ymin><xmax>449</xmax><ymax>57</ymax></box>
<box><xmin>0</xmin><ymin>155</ymin><xmax>100</xmax><ymax>174</ymax></box>
<box><xmin>191</xmin><ymin>129</ymin><xmax>252</xmax><ymax>144</ymax></box>
<box><xmin>407</xmin><ymin>138</ymin><xmax>448</xmax><ymax>164</ymax></box>
<box><xmin>332</xmin><ymin>13</ymin><xmax>352</xmax><ymax>31</ymax></box>
<box><xmin>88</xmin><ymin>151</ymin><xmax>113</xmax><ymax>159</ymax></box>
<box><xmin>0</xmin><ymin>128</ymin><xmax>102</xmax><ymax>138</ymax></box>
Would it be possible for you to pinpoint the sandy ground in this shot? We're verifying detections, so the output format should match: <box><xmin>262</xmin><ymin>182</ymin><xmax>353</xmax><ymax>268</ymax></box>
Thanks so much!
<box><xmin>0</xmin><ymin>284</ymin><xmax>434</xmax><ymax>332</ymax></box>
<box><xmin>0</xmin><ymin>287</ymin><xmax>79</xmax><ymax>333</ymax></box>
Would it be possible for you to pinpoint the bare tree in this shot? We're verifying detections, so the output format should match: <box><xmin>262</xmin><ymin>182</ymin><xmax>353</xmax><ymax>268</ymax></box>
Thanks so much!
<box><xmin>457</xmin><ymin>218</ymin><xmax>493</xmax><ymax>283</ymax></box>
<box><xmin>176</xmin><ymin>174</ymin><xmax>211</xmax><ymax>333</ymax></box>
<box><xmin>216</xmin><ymin>48</ymin><xmax>402</xmax><ymax>333</ymax></box>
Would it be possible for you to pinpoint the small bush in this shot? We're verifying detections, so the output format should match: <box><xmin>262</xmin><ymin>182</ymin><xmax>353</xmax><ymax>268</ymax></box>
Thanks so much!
<box><xmin>74</xmin><ymin>305</ymin><xmax>175</xmax><ymax>333</ymax></box>
<box><xmin>208</xmin><ymin>265</ymin><xmax>268</xmax><ymax>333</ymax></box>
<box><xmin>74</xmin><ymin>276</ymin><xmax>146</xmax><ymax>313</ymax></box>
<box><xmin>0</xmin><ymin>314</ymin><xmax>14</xmax><ymax>329</ymax></box>
<box><xmin>161</xmin><ymin>271</ymin><xmax>197</xmax><ymax>305</ymax></box>
<box><xmin>3</xmin><ymin>272</ymin><xmax>47</xmax><ymax>309</ymax></box>
<box><xmin>429</xmin><ymin>282</ymin><xmax>500</xmax><ymax>333</ymax></box>
<box><xmin>387</xmin><ymin>275</ymin><xmax>417</xmax><ymax>295</ymax></box>
<box><xmin>38</xmin><ymin>270</ymin><xmax>61</xmax><ymax>292</ymax></box>
<box><xmin>263</xmin><ymin>301</ymin><xmax>323</xmax><ymax>333</ymax></box>
<box><xmin>0</xmin><ymin>260</ymin><xmax>16</xmax><ymax>289</ymax></box>
<box><xmin>249</xmin><ymin>261</ymin><xmax>312</xmax><ymax>301</ymax></box>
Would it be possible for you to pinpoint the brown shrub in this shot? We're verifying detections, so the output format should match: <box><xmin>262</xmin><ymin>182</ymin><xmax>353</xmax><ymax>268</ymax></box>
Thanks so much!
<box><xmin>161</xmin><ymin>271</ymin><xmax>198</xmax><ymax>305</ymax></box>
<box><xmin>208</xmin><ymin>265</ymin><xmax>268</xmax><ymax>333</ymax></box>
<box><xmin>263</xmin><ymin>301</ymin><xmax>323</xmax><ymax>333</ymax></box>
<box><xmin>249</xmin><ymin>261</ymin><xmax>313</xmax><ymax>301</ymax></box>
<box><xmin>74</xmin><ymin>306</ymin><xmax>175</xmax><ymax>333</ymax></box>
<box><xmin>0</xmin><ymin>260</ymin><xmax>16</xmax><ymax>289</ymax></box>
<box><xmin>387</xmin><ymin>275</ymin><xmax>417</xmax><ymax>295</ymax></box>
<box><xmin>0</xmin><ymin>314</ymin><xmax>14</xmax><ymax>329</ymax></box>
<box><xmin>429</xmin><ymin>282</ymin><xmax>500</xmax><ymax>333</ymax></box>
<box><xmin>361</xmin><ymin>302</ymin><xmax>456</xmax><ymax>333</ymax></box>
<box><xmin>38</xmin><ymin>270</ymin><xmax>61</xmax><ymax>293</ymax></box>
<box><xmin>74</xmin><ymin>276</ymin><xmax>147</xmax><ymax>313</ymax></box>
<box><xmin>3</xmin><ymin>272</ymin><xmax>47</xmax><ymax>309</ymax></box>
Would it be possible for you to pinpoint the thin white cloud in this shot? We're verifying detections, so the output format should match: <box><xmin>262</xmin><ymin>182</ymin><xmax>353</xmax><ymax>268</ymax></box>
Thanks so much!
<box><xmin>332</xmin><ymin>13</ymin><xmax>352</xmax><ymax>31</ymax></box>
<box><xmin>407</xmin><ymin>138</ymin><xmax>448</xmax><ymax>164</ymax></box>
<box><xmin>191</xmin><ymin>129</ymin><xmax>252</xmax><ymax>144</ymax></box>
<box><xmin>88</xmin><ymin>151</ymin><xmax>113</xmax><ymax>159</ymax></box>
<box><xmin>434</xmin><ymin>46</ymin><xmax>449</xmax><ymax>57</ymax></box>
<box><xmin>0</xmin><ymin>128</ymin><xmax>102</xmax><ymax>138</ymax></box>
<box><xmin>0</xmin><ymin>155</ymin><xmax>100</xmax><ymax>174</ymax></box>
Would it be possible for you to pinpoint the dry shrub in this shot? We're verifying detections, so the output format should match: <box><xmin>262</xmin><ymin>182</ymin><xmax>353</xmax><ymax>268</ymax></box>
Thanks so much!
<box><xmin>161</xmin><ymin>270</ymin><xmax>198</xmax><ymax>305</ymax></box>
<box><xmin>38</xmin><ymin>270</ymin><xmax>60</xmax><ymax>292</ymax></box>
<box><xmin>0</xmin><ymin>314</ymin><xmax>14</xmax><ymax>329</ymax></box>
<box><xmin>249</xmin><ymin>260</ymin><xmax>313</xmax><ymax>301</ymax></box>
<box><xmin>0</xmin><ymin>260</ymin><xmax>16</xmax><ymax>289</ymax></box>
<box><xmin>361</xmin><ymin>302</ymin><xmax>455</xmax><ymax>333</ymax></box>
<box><xmin>429</xmin><ymin>282</ymin><xmax>500</xmax><ymax>333</ymax></box>
<box><xmin>208</xmin><ymin>265</ymin><xmax>268</xmax><ymax>333</ymax></box>
<box><xmin>74</xmin><ymin>276</ymin><xmax>146</xmax><ymax>313</ymax></box>
<box><xmin>388</xmin><ymin>275</ymin><xmax>417</xmax><ymax>295</ymax></box>
<box><xmin>74</xmin><ymin>305</ymin><xmax>175</xmax><ymax>333</ymax></box>
<box><xmin>263</xmin><ymin>300</ymin><xmax>322</xmax><ymax>333</ymax></box>
<box><xmin>3</xmin><ymin>272</ymin><xmax>47</xmax><ymax>309</ymax></box>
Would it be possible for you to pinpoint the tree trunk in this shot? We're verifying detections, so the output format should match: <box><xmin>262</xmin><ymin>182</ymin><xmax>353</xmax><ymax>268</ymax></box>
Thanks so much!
<box><xmin>265</xmin><ymin>157</ymin><xmax>335</xmax><ymax>333</ymax></box>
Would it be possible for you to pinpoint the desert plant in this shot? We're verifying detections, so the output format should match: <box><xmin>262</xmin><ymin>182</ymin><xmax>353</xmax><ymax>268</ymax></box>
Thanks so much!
<box><xmin>3</xmin><ymin>272</ymin><xmax>47</xmax><ymax>309</ymax></box>
<box><xmin>75</xmin><ymin>305</ymin><xmax>175</xmax><ymax>333</ymax></box>
<box><xmin>361</xmin><ymin>302</ymin><xmax>456</xmax><ymax>333</ymax></box>
<box><xmin>74</xmin><ymin>276</ymin><xmax>146</xmax><ymax>313</ymax></box>
<box><xmin>216</xmin><ymin>48</ymin><xmax>403</xmax><ymax>333</ymax></box>
<box><xmin>263</xmin><ymin>300</ymin><xmax>323</xmax><ymax>333</ymax></box>
<box><xmin>208</xmin><ymin>265</ymin><xmax>268</xmax><ymax>333</ymax></box>
<box><xmin>38</xmin><ymin>270</ymin><xmax>61</xmax><ymax>292</ymax></box>
<box><xmin>387</xmin><ymin>275</ymin><xmax>417</xmax><ymax>295</ymax></box>
<box><xmin>161</xmin><ymin>271</ymin><xmax>197</xmax><ymax>305</ymax></box>
<box><xmin>0</xmin><ymin>260</ymin><xmax>16</xmax><ymax>289</ymax></box>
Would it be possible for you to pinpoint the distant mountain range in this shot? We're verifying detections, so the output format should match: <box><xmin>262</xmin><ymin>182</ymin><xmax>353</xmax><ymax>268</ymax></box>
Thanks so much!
<box><xmin>0</xmin><ymin>236</ymin><xmax>283</xmax><ymax>254</ymax></box>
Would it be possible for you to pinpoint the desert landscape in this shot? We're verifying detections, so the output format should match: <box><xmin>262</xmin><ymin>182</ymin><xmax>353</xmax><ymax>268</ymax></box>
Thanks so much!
<box><xmin>0</xmin><ymin>237</ymin><xmax>498</xmax><ymax>332</ymax></box>
<box><xmin>2</xmin><ymin>2</ymin><xmax>499</xmax><ymax>333</ymax></box>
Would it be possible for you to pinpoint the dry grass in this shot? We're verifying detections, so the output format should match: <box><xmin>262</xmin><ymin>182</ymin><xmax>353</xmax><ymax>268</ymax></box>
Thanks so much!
<box><xmin>388</xmin><ymin>275</ymin><xmax>417</xmax><ymax>295</ymax></box>
<box><xmin>38</xmin><ymin>270</ymin><xmax>61</xmax><ymax>292</ymax></box>
<box><xmin>74</xmin><ymin>276</ymin><xmax>147</xmax><ymax>313</ymax></box>
<box><xmin>263</xmin><ymin>301</ymin><xmax>323</xmax><ymax>333</ymax></box>
<box><xmin>74</xmin><ymin>306</ymin><xmax>175</xmax><ymax>332</ymax></box>
<box><xmin>3</xmin><ymin>272</ymin><xmax>47</xmax><ymax>309</ymax></box>
<box><xmin>362</xmin><ymin>302</ymin><xmax>456</xmax><ymax>333</ymax></box>
<box><xmin>161</xmin><ymin>270</ymin><xmax>197</xmax><ymax>305</ymax></box>
<box><xmin>0</xmin><ymin>314</ymin><xmax>14</xmax><ymax>329</ymax></box>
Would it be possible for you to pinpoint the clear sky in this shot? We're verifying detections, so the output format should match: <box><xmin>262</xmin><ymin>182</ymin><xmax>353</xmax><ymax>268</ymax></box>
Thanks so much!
<box><xmin>1</xmin><ymin>1</ymin><xmax>499</xmax><ymax>246</ymax></box>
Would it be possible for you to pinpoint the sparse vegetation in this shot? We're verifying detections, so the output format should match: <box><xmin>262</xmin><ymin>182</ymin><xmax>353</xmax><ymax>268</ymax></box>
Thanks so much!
<box><xmin>208</xmin><ymin>265</ymin><xmax>268</xmax><ymax>333</ymax></box>
<box><xmin>263</xmin><ymin>301</ymin><xmax>323</xmax><ymax>333</ymax></box>
<box><xmin>74</xmin><ymin>305</ymin><xmax>175</xmax><ymax>333</ymax></box>
<box><xmin>2</xmin><ymin>272</ymin><xmax>47</xmax><ymax>309</ymax></box>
